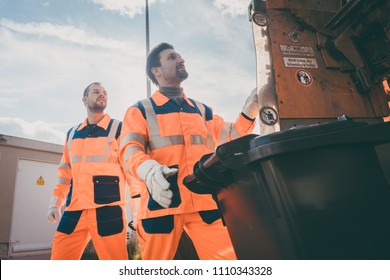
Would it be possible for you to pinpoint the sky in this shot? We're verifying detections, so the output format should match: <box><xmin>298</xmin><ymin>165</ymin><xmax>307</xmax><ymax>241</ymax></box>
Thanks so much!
<box><xmin>0</xmin><ymin>0</ymin><xmax>259</xmax><ymax>145</ymax></box>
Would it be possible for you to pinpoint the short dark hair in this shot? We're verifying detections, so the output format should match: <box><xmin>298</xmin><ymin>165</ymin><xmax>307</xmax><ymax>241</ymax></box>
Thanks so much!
<box><xmin>146</xmin><ymin>43</ymin><xmax>174</xmax><ymax>86</ymax></box>
<box><xmin>83</xmin><ymin>82</ymin><xmax>101</xmax><ymax>97</ymax></box>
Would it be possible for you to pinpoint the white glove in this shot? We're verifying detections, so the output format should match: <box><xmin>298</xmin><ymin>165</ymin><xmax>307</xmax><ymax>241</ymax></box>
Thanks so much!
<box><xmin>242</xmin><ymin>88</ymin><xmax>260</xmax><ymax>119</ymax></box>
<box><xmin>137</xmin><ymin>160</ymin><xmax>178</xmax><ymax>208</ymax></box>
<box><xmin>47</xmin><ymin>196</ymin><xmax>65</xmax><ymax>223</ymax></box>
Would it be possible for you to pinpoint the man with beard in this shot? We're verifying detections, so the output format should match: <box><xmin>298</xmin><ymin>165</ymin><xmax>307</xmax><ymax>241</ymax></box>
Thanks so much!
<box><xmin>120</xmin><ymin>43</ymin><xmax>260</xmax><ymax>259</ymax></box>
<box><xmin>47</xmin><ymin>82</ymin><xmax>129</xmax><ymax>260</ymax></box>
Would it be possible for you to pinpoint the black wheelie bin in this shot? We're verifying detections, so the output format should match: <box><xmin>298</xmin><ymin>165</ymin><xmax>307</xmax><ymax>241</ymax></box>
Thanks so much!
<box><xmin>183</xmin><ymin>120</ymin><xmax>390</xmax><ymax>260</ymax></box>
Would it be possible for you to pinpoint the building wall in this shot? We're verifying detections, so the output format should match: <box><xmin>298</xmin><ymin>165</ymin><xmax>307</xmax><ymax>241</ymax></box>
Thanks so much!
<box><xmin>0</xmin><ymin>135</ymin><xmax>63</xmax><ymax>259</ymax></box>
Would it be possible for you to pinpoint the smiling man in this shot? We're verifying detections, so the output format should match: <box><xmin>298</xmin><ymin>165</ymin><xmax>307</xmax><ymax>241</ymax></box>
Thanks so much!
<box><xmin>47</xmin><ymin>82</ymin><xmax>129</xmax><ymax>260</ymax></box>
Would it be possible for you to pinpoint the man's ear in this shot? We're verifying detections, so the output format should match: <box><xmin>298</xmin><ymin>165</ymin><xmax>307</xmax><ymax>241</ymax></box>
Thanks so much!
<box><xmin>82</xmin><ymin>96</ymin><xmax>87</xmax><ymax>106</ymax></box>
<box><xmin>152</xmin><ymin>67</ymin><xmax>160</xmax><ymax>79</ymax></box>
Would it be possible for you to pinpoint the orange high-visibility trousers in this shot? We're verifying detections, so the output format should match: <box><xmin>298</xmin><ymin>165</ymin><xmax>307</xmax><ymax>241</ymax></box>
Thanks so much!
<box><xmin>136</xmin><ymin>211</ymin><xmax>237</xmax><ymax>260</ymax></box>
<box><xmin>51</xmin><ymin>205</ymin><xmax>128</xmax><ymax>260</ymax></box>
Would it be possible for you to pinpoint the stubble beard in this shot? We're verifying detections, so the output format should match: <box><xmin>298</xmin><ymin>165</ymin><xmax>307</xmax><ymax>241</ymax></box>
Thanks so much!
<box><xmin>177</xmin><ymin>69</ymin><xmax>189</xmax><ymax>81</ymax></box>
<box><xmin>89</xmin><ymin>101</ymin><xmax>106</xmax><ymax>113</ymax></box>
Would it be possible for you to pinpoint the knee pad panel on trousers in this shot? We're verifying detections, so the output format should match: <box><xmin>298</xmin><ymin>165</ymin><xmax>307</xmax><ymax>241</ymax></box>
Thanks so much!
<box><xmin>142</xmin><ymin>215</ymin><xmax>174</xmax><ymax>234</ymax></box>
<box><xmin>57</xmin><ymin>210</ymin><xmax>82</xmax><ymax>234</ymax></box>
<box><xmin>93</xmin><ymin>175</ymin><xmax>120</xmax><ymax>204</ymax></box>
<box><xmin>198</xmin><ymin>209</ymin><xmax>221</xmax><ymax>224</ymax></box>
<box><xmin>96</xmin><ymin>205</ymin><xmax>124</xmax><ymax>236</ymax></box>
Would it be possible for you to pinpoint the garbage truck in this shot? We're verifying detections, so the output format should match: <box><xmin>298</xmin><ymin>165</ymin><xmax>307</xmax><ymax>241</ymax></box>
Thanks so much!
<box><xmin>183</xmin><ymin>0</ymin><xmax>390</xmax><ymax>260</ymax></box>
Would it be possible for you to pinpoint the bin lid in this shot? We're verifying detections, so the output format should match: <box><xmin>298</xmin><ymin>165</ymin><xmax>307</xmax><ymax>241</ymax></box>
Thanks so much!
<box><xmin>217</xmin><ymin>120</ymin><xmax>390</xmax><ymax>169</ymax></box>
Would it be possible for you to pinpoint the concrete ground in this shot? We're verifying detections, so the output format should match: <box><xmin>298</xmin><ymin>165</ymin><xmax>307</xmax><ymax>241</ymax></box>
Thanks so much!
<box><xmin>7</xmin><ymin>251</ymin><xmax>51</xmax><ymax>260</ymax></box>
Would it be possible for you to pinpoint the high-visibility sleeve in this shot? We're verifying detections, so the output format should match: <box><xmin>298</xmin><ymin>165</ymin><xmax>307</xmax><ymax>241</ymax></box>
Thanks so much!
<box><xmin>52</xmin><ymin>138</ymin><xmax>72</xmax><ymax>201</ymax></box>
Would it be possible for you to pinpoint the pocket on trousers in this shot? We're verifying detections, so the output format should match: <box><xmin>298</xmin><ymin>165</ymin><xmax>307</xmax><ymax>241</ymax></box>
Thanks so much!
<box><xmin>198</xmin><ymin>209</ymin><xmax>221</xmax><ymax>224</ymax></box>
<box><xmin>57</xmin><ymin>210</ymin><xmax>82</xmax><ymax>234</ymax></box>
<box><xmin>96</xmin><ymin>206</ymin><xmax>124</xmax><ymax>237</ymax></box>
<box><xmin>93</xmin><ymin>175</ymin><xmax>120</xmax><ymax>204</ymax></box>
<box><xmin>141</xmin><ymin>215</ymin><xmax>174</xmax><ymax>234</ymax></box>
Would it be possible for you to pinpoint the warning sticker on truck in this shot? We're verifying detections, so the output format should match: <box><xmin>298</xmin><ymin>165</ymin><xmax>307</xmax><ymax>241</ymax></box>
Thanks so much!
<box><xmin>280</xmin><ymin>45</ymin><xmax>314</xmax><ymax>57</ymax></box>
<box><xmin>296</xmin><ymin>69</ymin><xmax>313</xmax><ymax>86</ymax></box>
<box><xmin>283</xmin><ymin>57</ymin><xmax>318</xmax><ymax>68</ymax></box>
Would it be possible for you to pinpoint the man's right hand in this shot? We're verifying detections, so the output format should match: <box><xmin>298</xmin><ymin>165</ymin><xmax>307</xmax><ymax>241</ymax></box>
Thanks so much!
<box><xmin>47</xmin><ymin>196</ymin><xmax>65</xmax><ymax>223</ymax></box>
<box><xmin>137</xmin><ymin>160</ymin><xmax>178</xmax><ymax>208</ymax></box>
<box><xmin>47</xmin><ymin>207</ymin><xmax>62</xmax><ymax>223</ymax></box>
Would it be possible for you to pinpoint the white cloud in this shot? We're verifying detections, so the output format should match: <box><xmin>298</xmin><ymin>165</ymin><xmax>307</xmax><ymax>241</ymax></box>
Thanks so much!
<box><xmin>0</xmin><ymin>19</ymin><xmax>131</xmax><ymax>51</ymax></box>
<box><xmin>213</xmin><ymin>0</ymin><xmax>249</xmax><ymax>17</ymax></box>
<box><xmin>90</xmin><ymin>0</ymin><xmax>159</xmax><ymax>18</ymax></box>
<box><xmin>0</xmin><ymin>117</ymin><xmax>66</xmax><ymax>145</ymax></box>
<box><xmin>0</xmin><ymin>19</ymin><xmax>147</xmax><ymax>125</ymax></box>
<box><xmin>90</xmin><ymin>0</ymin><xmax>248</xmax><ymax>19</ymax></box>
<box><xmin>185</xmin><ymin>51</ymin><xmax>256</xmax><ymax>119</ymax></box>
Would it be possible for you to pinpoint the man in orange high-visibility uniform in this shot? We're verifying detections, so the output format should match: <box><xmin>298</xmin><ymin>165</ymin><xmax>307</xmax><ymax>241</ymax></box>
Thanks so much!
<box><xmin>120</xmin><ymin>43</ymin><xmax>260</xmax><ymax>260</ymax></box>
<box><xmin>47</xmin><ymin>82</ymin><xmax>128</xmax><ymax>260</ymax></box>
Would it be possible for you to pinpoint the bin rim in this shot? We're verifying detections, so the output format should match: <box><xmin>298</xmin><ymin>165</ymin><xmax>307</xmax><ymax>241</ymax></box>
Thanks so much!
<box><xmin>218</xmin><ymin>121</ymin><xmax>390</xmax><ymax>169</ymax></box>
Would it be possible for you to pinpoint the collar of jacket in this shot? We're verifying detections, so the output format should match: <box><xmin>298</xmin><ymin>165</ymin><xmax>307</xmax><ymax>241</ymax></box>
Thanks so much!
<box><xmin>78</xmin><ymin>114</ymin><xmax>111</xmax><ymax>131</ymax></box>
<box><xmin>152</xmin><ymin>90</ymin><xmax>195</xmax><ymax>108</ymax></box>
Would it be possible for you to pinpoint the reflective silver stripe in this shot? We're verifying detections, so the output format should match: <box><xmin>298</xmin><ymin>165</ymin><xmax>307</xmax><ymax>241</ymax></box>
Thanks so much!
<box><xmin>58</xmin><ymin>177</ymin><xmax>71</xmax><ymax>185</ymax></box>
<box><xmin>141</xmin><ymin>99</ymin><xmax>186</xmax><ymax>151</ymax></box>
<box><xmin>59</xmin><ymin>161</ymin><xmax>71</xmax><ymax>170</ymax></box>
<box><xmin>100</xmin><ymin>119</ymin><xmax>120</xmax><ymax>162</ymax></box>
<box><xmin>123</xmin><ymin>146</ymin><xmax>143</xmax><ymax>172</ymax></box>
<box><xmin>67</xmin><ymin>119</ymin><xmax>121</xmax><ymax>164</ymax></box>
<box><xmin>217</xmin><ymin>122</ymin><xmax>240</xmax><ymax>145</ymax></box>
<box><xmin>120</xmin><ymin>132</ymin><xmax>147</xmax><ymax>172</ymax></box>
<box><xmin>140</xmin><ymin>98</ymin><xmax>216</xmax><ymax>151</ymax></box>
<box><xmin>85</xmin><ymin>155</ymin><xmax>119</xmax><ymax>163</ymax></box>
<box><xmin>67</xmin><ymin>125</ymin><xmax>78</xmax><ymax>165</ymax></box>
<box><xmin>141</xmin><ymin>99</ymin><xmax>159</xmax><ymax>138</ymax></box>
<box><xmin>124</xmin><ymin>146</ymin><xmax>144</xmax><ymax>159</ymax></box>
<box><xmin>67</xmin><ymin>125</ymin><xmax>78</xmax><ymax>154</ymax></box>
<box><xmin>230</xmin><ymin>125</ymin><xmax>240</xmax><ymax>140</ymax></box>
<box><xmin>150</xmin><ymin>135</ymin><xmax>184</xmax><ymax>150</ymax></box>
<box><xmin>71</xmin><ymin>156</ymin><xmax>82</xmax><ymax>163</ymax></box>
<box><xmin>86</xmin><ymin>155</ymin><xmax>106</xmax><ymax>162</ymax></box>
<box><xmin>107</xmin><ymin>120</ymin><xmax>120</xmax><ymax>143</ymax></box>
<box><xmin>120</xmin><ymin>132</ymin><xmax>147</xmax><ymax>149</ymax></box>
<box><xmin>190</xmin><ymin>135</ymin><xmax>205</xmax><ymax>145</ymax></box>
<box><xmin>218</xmin><ymin>122</ymin><xmax>233</xmax><ymax>146</ymax></box>
<box><xmin>192</xmin><ymin>100</ymin><xmax>215</xmax><ymax>150</ymax></box>
<box><xmin>195</xmin><ymin>101</ymin><xmax>206</xmax><ymax>118</ymax></box>
<box><xmin>206</xmin><ymin>138</ymin><xmax>216</xmax><ymax>150</ymax></box>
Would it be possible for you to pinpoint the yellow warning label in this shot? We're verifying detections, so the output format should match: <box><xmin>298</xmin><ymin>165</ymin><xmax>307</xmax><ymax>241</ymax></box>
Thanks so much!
<box><xmin>36</xmin><ymin>176</ymin><xmax>45</xmax><ymax>186</ymax></box>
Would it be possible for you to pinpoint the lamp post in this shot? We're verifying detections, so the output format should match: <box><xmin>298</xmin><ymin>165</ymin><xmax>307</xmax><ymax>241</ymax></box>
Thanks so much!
<box><xmin>146</xmin><ymin>0</ymin><xmax>151</xmax><ymax>97</ymax></box>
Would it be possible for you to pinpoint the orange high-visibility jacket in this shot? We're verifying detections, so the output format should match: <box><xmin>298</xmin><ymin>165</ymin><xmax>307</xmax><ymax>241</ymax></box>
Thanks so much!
<box><xmin>120</xmin><ymin>91</ymin><xmax>255</xmax><ymax>219</ymax></box>
<box><xmin>126</xmin><ymin>174</ymin><xmax>143</xmax><ymax>200</ymax></box>
<box><xmin>52</xmin><ymin>114</ymin><xmax>127</xmax><ymax>211</ymax></box>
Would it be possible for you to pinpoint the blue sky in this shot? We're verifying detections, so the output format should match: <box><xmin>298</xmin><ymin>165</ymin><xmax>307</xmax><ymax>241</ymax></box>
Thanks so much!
<box><xmin>0</xmin><ymin>0</ymin><xmax>258</xmax><ymax>144</ymax></box>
